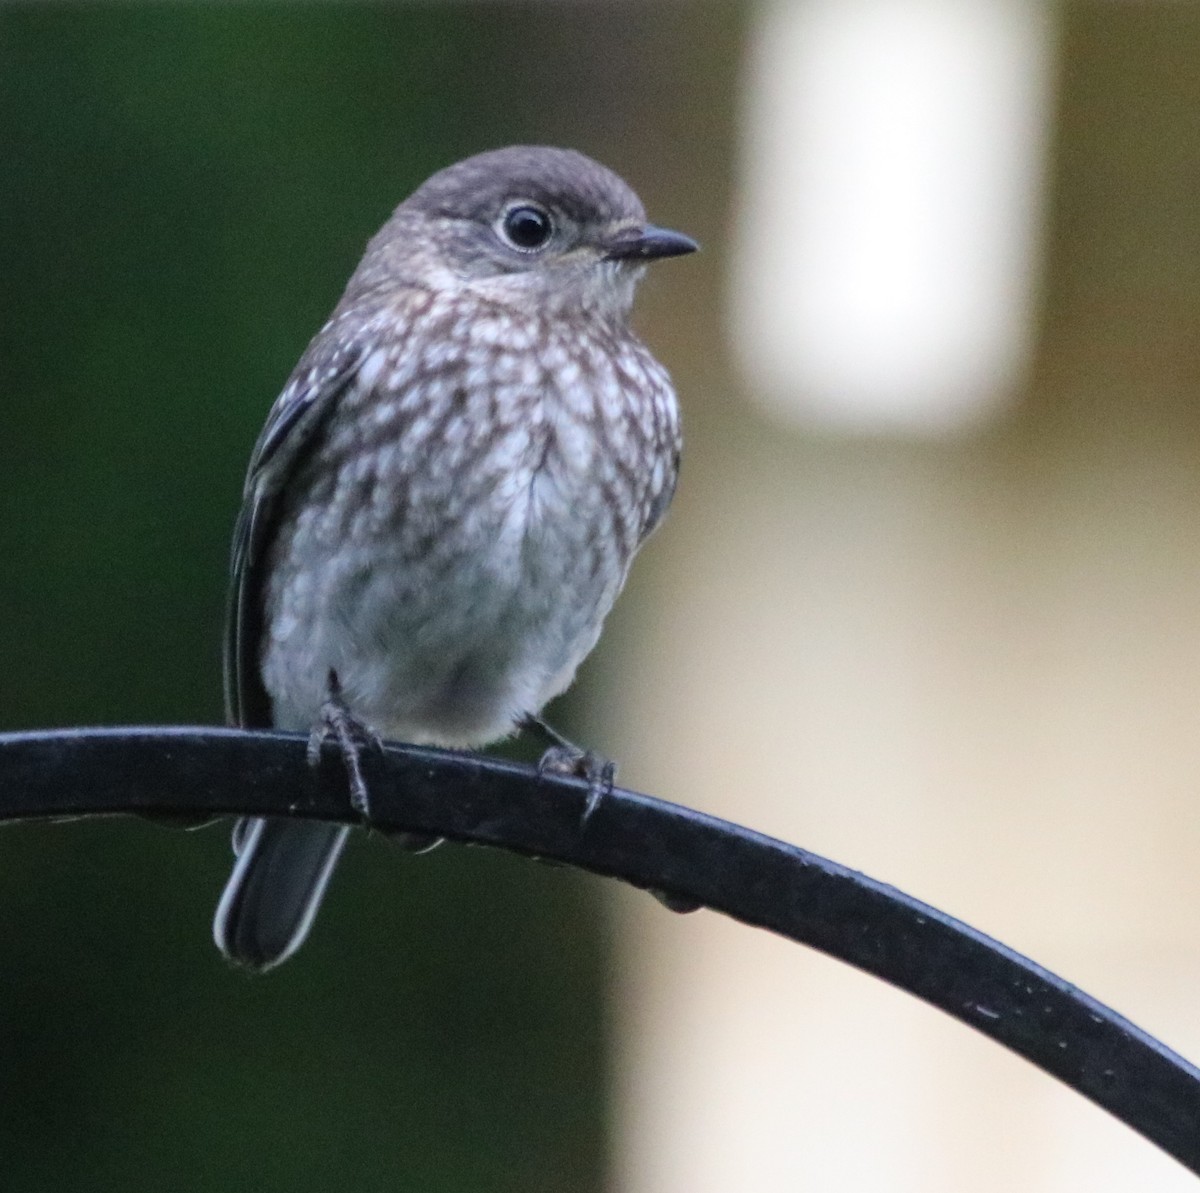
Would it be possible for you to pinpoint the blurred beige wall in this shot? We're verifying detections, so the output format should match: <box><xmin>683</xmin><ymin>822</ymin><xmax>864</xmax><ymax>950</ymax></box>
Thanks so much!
<box><xmin>584</xmin><ymin>4</ymin><xmax>1200</xmax><ymax>1190</ymax></box>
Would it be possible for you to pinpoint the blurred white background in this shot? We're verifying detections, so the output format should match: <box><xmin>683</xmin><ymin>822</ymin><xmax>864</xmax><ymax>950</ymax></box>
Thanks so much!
<box><xmin>589</xmin><ymin>2</ymin><xmax>1200</xmax><ymax>1189</ymax></box>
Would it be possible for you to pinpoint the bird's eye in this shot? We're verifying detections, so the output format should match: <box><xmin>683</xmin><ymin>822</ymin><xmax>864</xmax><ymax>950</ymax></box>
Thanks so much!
<box><xmin>500</xmin><ymin>203</ymin><xmax>554</xmax><ymax>251</ymax></box>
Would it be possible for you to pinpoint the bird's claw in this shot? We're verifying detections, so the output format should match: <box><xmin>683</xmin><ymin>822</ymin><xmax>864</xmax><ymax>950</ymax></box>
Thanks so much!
<box><xmin>386</xmin><ymin>830</ymin><xmax>443</xmax><ymax>854</ymax></box>
<box><xmin>307</xmin><ymin>669</ymin><xmax>382</xmax><ymax>819</ymax></box>
<box><xmin>538</xmin><ymin>744</ymin><xmax>616</xmax><ymax>825</ymax></box>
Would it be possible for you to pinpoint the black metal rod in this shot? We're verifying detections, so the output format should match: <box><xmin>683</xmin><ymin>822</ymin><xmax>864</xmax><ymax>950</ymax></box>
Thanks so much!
<box><xmin>1</xmin><ymin>725</ymin><xmax>1197</xmax><ymax>1174</ymax></box>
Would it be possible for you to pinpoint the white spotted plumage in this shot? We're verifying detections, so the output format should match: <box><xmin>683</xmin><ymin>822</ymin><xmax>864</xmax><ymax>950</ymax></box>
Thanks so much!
<box><xmin>261</xmin><ymin>297</ymin><xmax>678</xmax><ymax>746</ymax></box>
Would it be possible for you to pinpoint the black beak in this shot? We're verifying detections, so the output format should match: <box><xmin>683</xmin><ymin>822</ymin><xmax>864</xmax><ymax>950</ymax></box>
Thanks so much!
<box><xmin>603</xmin><ymin>223</ymin><xmax>699</xmax><ymax>262</ymax></box>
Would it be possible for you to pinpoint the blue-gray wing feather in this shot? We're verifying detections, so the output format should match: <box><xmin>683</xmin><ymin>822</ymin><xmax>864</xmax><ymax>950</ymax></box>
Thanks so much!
<box><xmin>215</xmin><ymin>332</ymin><xmax>368</xmax><ymax>971</ymax></box>
<box><xmin>223</xmin><ymin>337</ymin><xmax>366</xmax><ymax>728</ymax></box>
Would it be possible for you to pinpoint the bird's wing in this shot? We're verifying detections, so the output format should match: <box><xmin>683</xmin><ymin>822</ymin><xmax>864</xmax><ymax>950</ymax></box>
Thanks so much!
<box><xmin>224</xmin><ymin>334</ymin><xmax>366</xmax><ymax>728</ymax></box>
<box><xmin>638</xmin><ymin>357</ymin><xmax>683</xmax><ymax>546</ymax></box>
<box><xmin>640</xmin><ymin>444</ymin><xmax>680</xmax><ymax>545</ymax></box>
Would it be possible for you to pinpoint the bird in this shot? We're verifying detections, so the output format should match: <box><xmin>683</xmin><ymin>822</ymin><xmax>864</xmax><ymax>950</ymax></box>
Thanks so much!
<box><xmin>213</xmin><ymin>145</ymin><xmax>697</xmax><ymax>971</ymax></box>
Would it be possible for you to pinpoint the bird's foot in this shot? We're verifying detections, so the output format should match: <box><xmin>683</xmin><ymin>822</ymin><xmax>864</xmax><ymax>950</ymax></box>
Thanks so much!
<box><xmin>520</xmin><ymin>717</ymin><xmax>696</xmax><ymax>909</ymax></box>
<box><xmin>539</xmin><ymin>745</ymin><xmax>616</xmax><ymax>824</ymax></box>
<box><xmin>525</xmin><ymin>714</ymin><xmax>616</xmax><ymax>825</ymax></box>
<box><xmin>306</xmin><ymin>669</ymin><xmax>382</xmax><ymax>819</ymax></box>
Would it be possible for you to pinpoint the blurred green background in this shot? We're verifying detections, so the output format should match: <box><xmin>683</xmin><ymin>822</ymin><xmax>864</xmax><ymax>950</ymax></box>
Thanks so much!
<box><xmin>0</xmin><ymin>7</ymin><xmax>716</xmax><ymax>1189</ymax></box>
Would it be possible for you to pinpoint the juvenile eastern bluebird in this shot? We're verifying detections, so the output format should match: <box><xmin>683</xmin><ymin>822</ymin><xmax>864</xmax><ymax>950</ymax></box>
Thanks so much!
<box><xmin>213</xmin><ymin>146</ymin><xmax>696</xmax><ymax>971</ymax></box>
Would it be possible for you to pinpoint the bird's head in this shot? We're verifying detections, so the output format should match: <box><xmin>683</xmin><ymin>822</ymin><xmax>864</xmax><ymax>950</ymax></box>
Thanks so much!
<box><xmin>357</xmin><ymin>146</ymin><xmax>697</xmax><ymax>319</ymax></box>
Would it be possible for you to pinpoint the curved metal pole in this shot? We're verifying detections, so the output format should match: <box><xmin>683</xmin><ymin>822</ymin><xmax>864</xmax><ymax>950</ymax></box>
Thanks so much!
<box><xmin>1</xmin><ymin>725</ymin><xmax>1198</xmax><ymax>1174</ymax></box>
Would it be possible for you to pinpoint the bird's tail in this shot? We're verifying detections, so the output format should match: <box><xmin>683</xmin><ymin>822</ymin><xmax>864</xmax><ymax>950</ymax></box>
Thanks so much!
<box><xmin>213</xmin><ymin>817</ymin><xmax>351</xmax><ymax>972</ymax></box>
